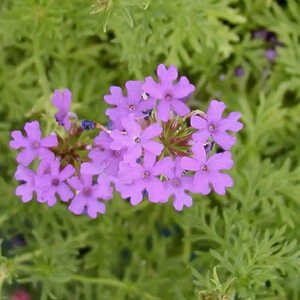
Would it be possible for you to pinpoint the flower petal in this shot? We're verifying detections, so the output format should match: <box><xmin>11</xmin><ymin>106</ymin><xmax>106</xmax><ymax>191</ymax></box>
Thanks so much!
<box><xmin>143</xmin><ymin>140</ymin><xmax>163</xmax><ymax>156</ymax></box>
<box><xmin>17</xmin><ymin>149</ymin><xmax>37</xmax><ymax>166</ymax></box>
<box><xmin>207</xmin><ymin>100</ymin><xmax>226</xmax><ymax>122</ymax></box>
<box><xmin>59</xmin><ymin>164</ymin><xmax>75</xmax><ymax>181</ymax></box>
<box><xmin>220</xmin><ymin>112</ymin><xmax>243</xmax><ymax>132</ymax></box>
<box><xmin>24</xmin><ymin>121</ymin><xmax>41</xmax><ymax>141</ymax></box>
<box><xmin>142</xmin><ymin>123</ymin><xmax>162</xmax><ymax>140</ymax></box>
<box><xmin>57</xmin><ymin>183</ymin><xmax>73</xmax><ymax>202</ymax></box>
<box><xmin>210</xmin><ymin>172</ymin><xmax>233</xmax><ymax>195</ymax></box>
<box><xmin>193</xmin><ymin>172</ymin><xmax>211</xmax><ymax>195</ymax></box>
<box><xmin>157</xmin><ymin>64</ymin><xmax>178</xmax><ymax>83</ymax></box>
<box><xmin>212</xmin><ymin>131</ymin><xmax>236</xmax><ymax>150</ymax></box>
<box><xmin>157</xmin><ymin>100</ymin><xmax>171</xmax><ymax>122</ymax></box>
<box><xmin>10</xmin><ymin>131</ymin><xmax>27</xmax><ymax>149</ymax></box>
<box><xmin>40</xmin><ymin>135</ymin><xmax>58</xmax><ymax>147</ymax></box>
<box><xmin>104</xmin><ymin>86</ymin><xmax>123</xmax><ymax>105</ymax></box>
<box><xmin>125</xmin><ymin>80</ymin><xmax>143</xmax><ymax>104</ymax></box>
<box><xmin>68</xmin><ymin>195</ymin><xmax>86</xmax><ymax>215</ymax></box>
<box><xmin>191</xmin><ymin>115</ymin><xmax>207</xmax><ymax>130</ymax></box>
<box><xmin>181</xmin><ymin>157</ymin><xmax>200</xmax><ymax>171</ymax></box>
<box><xmin>143</xmin><ymin>77</ymin><xmax>163</xmax><ymax>99</ymax></box>
<box><xmin>171</xmin><ymin>99</ymin><xmax>190</xmax><ymax>116</ymax></box>
<box><xmin>152</xmin><ymin>156</ymin><xmax>174</xmax><ymax>177</ymax></box>
<box><xmin>207</xmin><ymin>151</ymin><xmax>233</xmax><ymax>171</ymax></box>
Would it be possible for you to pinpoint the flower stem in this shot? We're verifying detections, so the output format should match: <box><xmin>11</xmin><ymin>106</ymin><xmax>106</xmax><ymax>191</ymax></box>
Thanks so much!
<box><xmin>95</xmin><ymin>122</ymin><xmax>111</xmax><ymax>134</ymax></box>
<box><xmin>183</xmin><ymin>226</ymin><xmax>191</xmax><ymax>264</ymax></box>
<box><xmin>71</xmin><ymin>275</ymin><xmax>160</xmax><ymax>300</ymax></box>
<box><xmin>183</xmin><ymin>109</ymin><xmax>206</xmax><ymax>121</ymax></box>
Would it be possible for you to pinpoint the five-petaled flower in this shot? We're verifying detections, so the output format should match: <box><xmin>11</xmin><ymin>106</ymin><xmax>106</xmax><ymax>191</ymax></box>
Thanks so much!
<box><xmin>9</xmin><ymin>121</ymin><xmax>58</xmax><ymax>166</ymax></box>
<box><xmin>143</xmin><ymin>64</ymin><xmax>195</xmax><ymax>122</ymax></box>
<box><xmin>181</xmin><ymin>144</ymin><xmax>234</xmax><ymax>195</ymax></box>
<box><xmin>191</xmin><ymin>100</ymin><xmax>243</xmax><ymax>150</ymax></box>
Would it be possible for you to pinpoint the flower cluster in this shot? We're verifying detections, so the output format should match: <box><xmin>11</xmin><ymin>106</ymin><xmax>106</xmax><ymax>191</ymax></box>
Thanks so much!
<box><xmin>10</xmin><ymin>64</ymin><xmax>243</xmax><ymax>218</ymax></box>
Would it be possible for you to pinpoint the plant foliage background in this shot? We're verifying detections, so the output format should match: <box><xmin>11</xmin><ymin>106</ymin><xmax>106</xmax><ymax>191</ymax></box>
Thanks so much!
<box><xmin>1</xmin><ymin>0</ymin><xmax>300</xmax><ymax>299</ymax></box>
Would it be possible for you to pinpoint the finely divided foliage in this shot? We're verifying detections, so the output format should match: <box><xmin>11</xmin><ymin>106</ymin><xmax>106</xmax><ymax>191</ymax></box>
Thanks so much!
<box><xmin>1</xmin><ymin>1</ymin><xmax>300</xmax><ymax>299</ymax></box>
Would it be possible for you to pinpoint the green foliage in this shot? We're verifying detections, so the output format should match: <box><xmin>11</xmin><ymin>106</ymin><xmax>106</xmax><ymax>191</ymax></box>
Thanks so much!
<box><xmin>1</xmin><ymin>0</ymin><xmax>300</xmax><ymax>299</ymax></box>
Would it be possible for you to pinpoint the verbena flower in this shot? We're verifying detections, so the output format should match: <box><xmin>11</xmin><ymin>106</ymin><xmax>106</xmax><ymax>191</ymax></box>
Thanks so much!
<box><xmin>181</xmin><ymin>145</ymin><xmax>234</xmax><ymax>195</ymax></box>
<box><xmin>81</xmin><ymin>131</ymin><xmax>125</xmax><ymax>178</ymax></box>
<box><xmin>110</xmin><ymin>116</ymin><xmax>163</xmax><ymax>163</ymax></box>
<box><xmin>36</xmin><ymin>156</ymin><xmax>75</xmax><ymax>206</ymax></box>
<box><xmin>116</xmin><ymin>152</ymin><xmax>170</xmax><ymax>205</ymax></box>
<box><xmin>10</xmin><ymin>64</ymin><xmax>243</xmax><ymax>217</ymax></box>
<box><xmin>104</xmin><ymin>80</ymin><xmax>155</xmax><ymax>129</ymax></box>
<box><xmin>143</xmin><ymin>64</ymin><xmax>195</xmax><ymax>122</ymax></box>
<box><xmin>52</xmin><ymin>89</ymin><xmax>73</xmax><ymax>131</ymax></box>
<box><xmin>14</xmin><ymin>165</ymin><xmax>39</xmax><ymax>203</ymax></box>
<box><xmin>9</xmin><ymin>121</ymin><xmax>58</xmax><ymax>166</ymax></box>
<box><xmin>163</xmin><ymin>157</ymin><xmax>193</xmax><ymax>211</ymax></box>
<box><xmin>68</xmin><ymin>174</ymin><xmax>109</xmax><ymax>218</ymax></box>
<box><xmin>191</xmin><ymin>99</ymin><xmax>243</xmax><ymax>150</ymax></box>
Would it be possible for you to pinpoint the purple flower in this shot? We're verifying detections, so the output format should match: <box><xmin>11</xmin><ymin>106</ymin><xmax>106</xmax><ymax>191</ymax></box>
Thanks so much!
<box><xmin>52</xmin><ymin>89</ymin><xmax>73</xmax><ymax>131</ymax></box>
<box><xmin>235</xmin><ymin>66</ymin><xmax>245</xmax><ymax>77</ymax></box>
<box><xmin>110</xmin><ymin>117</ymin><xmax>163</xmax><ymax>163</ymax></box>
<box><xmin>36</xmin><ymin>156</ymin><xmax>75</xmax><ymax>206</ymax></box>
<box><xmin>265</xmin><ymin>48</ymin><xmax>277</xmax><ymax>62</ymax></box>
<box><xmin>143</xmin><ymin>64</ymin><xmax>195</xmax><ymax>122</ymax></box>
<box><xmin>9</xmin><ymin>121</ymin><xmax>58</xmax><ymax>166</ymax></box>
<box><xmin>163</xmin><ymin>157</ymin><xmax>193</xmax><ymax>211</ymax></box>
<box><xmin>81</xmin><ymin>131</ymin><xmax>125</xmax><ymax>178</ymax></box>
<box><xmin>14</xmin><ymin>165</ymin><xmax>41</xmax><ymax>203</ymax></box>
<box><xmin>116</xmin><ymin>152</ymin><xmax>170</xmax><ymax>205</ymax></box>
<box><xmin>191</xmin><ymin>100</ymin><xmax>243</xmax><ymax>150</ymax></box>
<box><xmin>68</xmin><ymin>174</ymin><xmax>111</xmax><ymax>218</ymax></box>
<box><xmin>181</xmin><ymin>145</ymin><xmax>234</xmax><ymax>195</ymax></box>
<box><xmin>104</xmin><ymin>81</ymin><xmax>156</xmax><ymax>129</ymax></box>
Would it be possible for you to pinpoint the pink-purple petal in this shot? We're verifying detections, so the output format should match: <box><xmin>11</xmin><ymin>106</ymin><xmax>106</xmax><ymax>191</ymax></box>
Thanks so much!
<box><xmin>181</xmin><ymin>157</ymin><xmax>200</xmax><ymax>171</ymax></box>
<box><xmin>143</xmin><ymin>140</ymin><xmax>163</xmax><ymax>156</ymax></box>
<box><xmin>57</xmin><ymin>183</ymin><xmax>73</xmax><ymax>202</ymax></box>
<box><xmin>68</xmin><ymin>195</ymin><xmax>86</xmax><ymax>215</ymax></box>
<box><xmin>68</xmin><ymin>177</ymin><xmax>83</xmax><ymax>190</ymax></box>
<box><xmin>173</xmin><ymin>76</ymin><xmax>195</xmax><ymax>98</ymax></box>
<box><xmin>193</xmin><ymin>173</ymin><xmax>211</xmax><ymax>195</ymax></box>
<box><xmin>87</xmin><ymin>200</ymin><xmax>106</xmax><ymax>218</ymax></box>
<box><xmin>40</xmin><ymin>135</ymin><xmax>58</xmax><ymax>148</ymax></box>
<box><xmin>157</xmin><ymin>64</ymin><xmax>178</xmax><ymax>83</ymax></box>
<box><xmin>210</xmin><ymin>172</ymin><xmax>233</xmax><ymax>195</ymax></box>
<box><xmin>157</xmin><ymin>100</ymin><xmax>171</xmax><ymax>122</ymax></box>
<box><xmin>141</xmin><ymin>123</ymin><xmax>162</xmax><ymax>140</ymax></box>
<box><xmin>207</xmin><ymin>100</ymin><xmax>226</xmax><ymax>122</ymax></box>
<box><xmin>104</xmin><ymin>86</ymin><xmax>123</xmax><ymax>105</ymax></box>
<box><xmin>143</xmin><ymin>77</ymin><xmax>163</xmax><ymax>99</ymax></box>
<box><xmin>220</xmin><ymin>112</ymin><xmax>243</xmax><ymax>132</ymax></box>
<box><xmin>16</xmin><ymin>148</ymin><xmax>37</xmax><ymax>166</ymax></box>
<box><xmin>125</xmin><ymin>80</ymin><xmax>143</xmax><ymax>103</ymax></box>
<box><xmin>191</xmin><ymin>115</ymin><xmax>207</xmax><ymax>130</ymax></box>
<box><xmin>24</xmin><ymin>121</ymin><xmax>41</xmax><ymax>141</ymax></box>
<box><xmin>10</xmin><ymin>131</ymin><xmax>26</xmax><ymax>149</ymax></box>
<box><xmin>212</xmin><ymin>131</ymin><xmax>236</xmax><ymax>150</ymax></box>
<box><xmin>207</xmin><ymin>151</ymin><xmax>233</xmax><ymax>171</ymax></box>
<box><xmin>192</xmin><ymin>144</ymin><xmax>207</xmax><ymax>163</ymax></box>
<box><xmin>152</xmin><ymin>156</ymin><xmax>174</xmax><ymax>177</ymax></box>
<box><xmin>171</xmin><ymin>99</ymin><xmax>190</xmax><ymax>116</ymax></box>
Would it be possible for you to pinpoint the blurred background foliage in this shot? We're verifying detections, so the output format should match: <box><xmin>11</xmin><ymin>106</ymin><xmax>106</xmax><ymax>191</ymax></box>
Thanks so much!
<box><xmin>1</xmin><ymin>0</ymin><xmax>300</xmax><ymax>299</ymax></box>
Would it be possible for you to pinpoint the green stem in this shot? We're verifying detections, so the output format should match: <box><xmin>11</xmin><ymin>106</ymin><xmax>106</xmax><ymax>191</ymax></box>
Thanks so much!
<box><xmin>183</xmin><ymin>226</ymin><xmax>191</xmax><ymax>264</ymax></box>
<box><xmin>71</xmin><ymin>275</ymin><xmax>160</xmax><ymax>300</ymax></box>
<box><xmin>33</xmin><ymin>40</ymin><xmax>50</xmax><ymax>95</ymax></box>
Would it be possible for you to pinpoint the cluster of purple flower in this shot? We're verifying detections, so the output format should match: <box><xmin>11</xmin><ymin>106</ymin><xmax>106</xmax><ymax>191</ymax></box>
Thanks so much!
<box><xmin>10</xmin><ymin>64</ymin><xmax>243</xmax><ymax>218</ymax></box>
